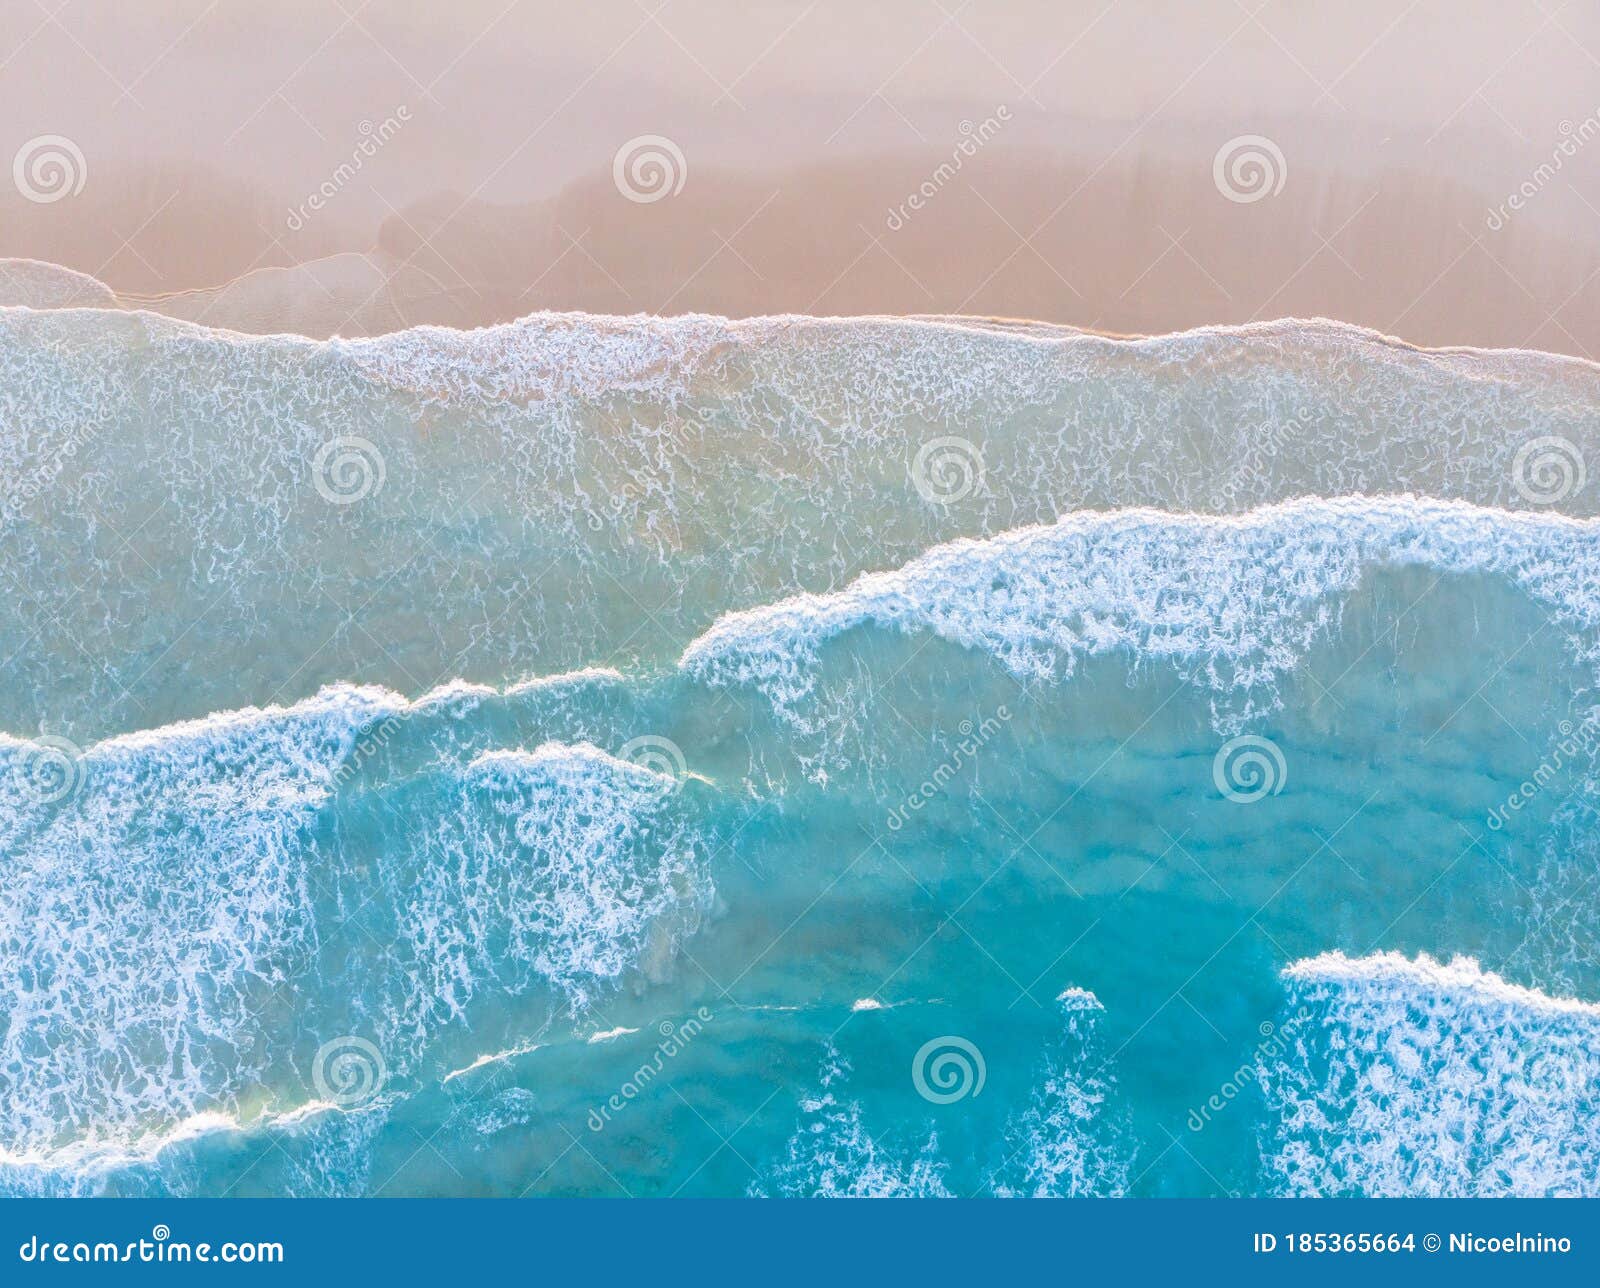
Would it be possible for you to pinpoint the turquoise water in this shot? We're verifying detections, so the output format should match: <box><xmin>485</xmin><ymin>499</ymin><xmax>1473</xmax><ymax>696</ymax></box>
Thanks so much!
<box><xmin>2</xmin><ymin>310</ymin><xmax>1599</xmax><ymax>1196</ymax></box>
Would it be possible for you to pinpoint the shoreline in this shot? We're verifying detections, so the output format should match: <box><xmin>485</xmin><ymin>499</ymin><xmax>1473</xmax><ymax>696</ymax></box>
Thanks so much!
<box><xmin>4</xmin><ymin>278</ymin><xmax>1598</xmax><ymax>375</ymax></box>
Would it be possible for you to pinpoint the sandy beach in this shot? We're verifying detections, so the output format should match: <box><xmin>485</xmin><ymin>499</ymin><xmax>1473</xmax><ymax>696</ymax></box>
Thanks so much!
<box><xmin>2</xmin><ymin>0</ymin><xmax>1598</xmax><ymax>351</ymax></box>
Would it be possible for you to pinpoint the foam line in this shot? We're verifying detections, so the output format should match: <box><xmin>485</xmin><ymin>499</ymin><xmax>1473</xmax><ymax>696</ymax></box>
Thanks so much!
<box><xmin>1261</xmin><ymin>951</ymin><xmax>1600</xmax><ymax>1197</ymax></box>
<box><xmin>682</xmin><ymin>496</ymin><xmax>1600</xmax><ymax>729</ymax></box>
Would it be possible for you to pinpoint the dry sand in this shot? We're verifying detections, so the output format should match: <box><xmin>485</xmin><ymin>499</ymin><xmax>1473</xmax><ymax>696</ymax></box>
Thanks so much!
<box><xmin>2</xmin><ymin>0</ymin><xmax>1597</xmax><ymax>352</ymax></box>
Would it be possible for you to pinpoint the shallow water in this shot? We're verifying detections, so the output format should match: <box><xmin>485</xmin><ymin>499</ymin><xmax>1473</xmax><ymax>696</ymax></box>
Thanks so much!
<box><xmin>2</xmin><ymin>310</ymin><xmax>1598</xmax><ymax>1196</ymax></box>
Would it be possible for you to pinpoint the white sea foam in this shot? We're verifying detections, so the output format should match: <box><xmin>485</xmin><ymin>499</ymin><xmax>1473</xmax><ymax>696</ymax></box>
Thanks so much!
<box><xmin>0</xmin><ymin>1097</ymin><xmax>389</xmax><ymax>1199</ymax></box>
<box><xmin>0</xmin><ymin>685</ymin><xmax>404</xmax><ymax>1160</ymax></box>
<box><xmin>0</xmin><ymin>681</ymin><xmax>710</xmax><ymax>1173</ymax></box>
<box><xmin>338</xmin><ymin>311</ymin><xmax>731</xmax><ymax>405</ymax></box>
<box><xmin>754</xmin><ymin>1044</ymin><xmax>952</xmax><ymax>1198</ymax></box>
<box><xmin>587</xmin><ymin>1025</ymin><xmax>642</xmax><ymax>1043</ymax></box>
<box><xmin>682</xmin><ymin>496</ymin><xmax>1600</xmax><ymax>732</ymax></box>
<box><xmin>503</xmin><ymin>666</ymin><xmax>626</xmax><ymax>697</ymax></box>
<box><xmin>1506</xmin><ymin>798</ymin><xmax>1600</xmax><ymax>998</ymax></box>
<box><xmin>760</xmin><ymin>997</ymin><xmax>1132</xmax><ymax>1199</ymax></box>
<box><xmin>991</xmin><ymin>988</ymin><xmax>1133</xmax><ymax>1198</ymax></box>
<box><xmin>385</xmin><ymin>742</ymin><xmax>712</xmax><ymax>1032</ymax></box>
<box><xmin>458</xmin><ymin>1087</ymin><xmax>539</xmax><ymax>1145</ymax></box>
<box><xmin>1260</xmin><ymin>951</ymin><xmax>1600</xmax><ymax>1197</ymax></box>
<box><xmin>3</xmin><ymin>306</ymin><xmax>1596</xmax><ymax>732</ymax></box>
<box><xmin>0</xmin><ymin>258</ymin><xmax>118</xmax><ymax>310</ymax></box>
<box><xmin>440</xmin><ymin>1039</ymin><xmax>547</xmax><ymax>1085</ymax></box>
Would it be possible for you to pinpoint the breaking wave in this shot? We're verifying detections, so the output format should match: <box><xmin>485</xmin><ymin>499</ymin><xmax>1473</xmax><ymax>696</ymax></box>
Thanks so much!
<box><xmin>1259</xmin><ymin>952</ymin><xmax>1600</xmax><ymax>1197</ymax></box>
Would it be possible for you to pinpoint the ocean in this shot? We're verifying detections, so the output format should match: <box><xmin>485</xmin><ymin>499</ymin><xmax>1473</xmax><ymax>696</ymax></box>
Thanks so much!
<box><xmin>1</xmin><ymin>308</ymin><xmax>1598</xmax><ymax>1196</ymax></box>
